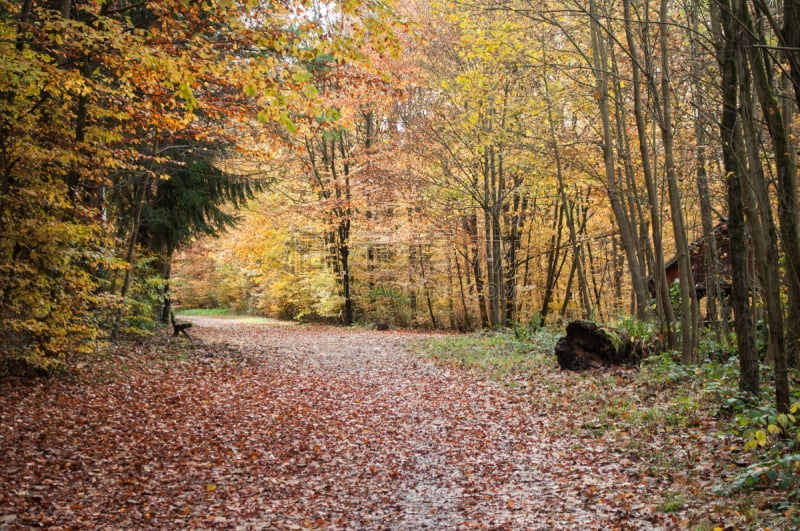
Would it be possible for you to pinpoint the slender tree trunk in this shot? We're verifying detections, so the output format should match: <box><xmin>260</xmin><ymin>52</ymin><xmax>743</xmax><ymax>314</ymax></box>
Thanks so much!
<box><xmin>160</xmin><ymin>246</ymin><xmax>175</xmax><ymax>324</ymax></box>
<box><xmin>540</xmin><ymin>198</ymin><xmax>566</xmax><ymax>324</ymax></box>
<box><xmin>520</xmin><ymin>206</ymin><xmax>536</xmax><ymax>319</ymax></box>
<box><xmin>774</xmin><ymin>0</ymin><xmax>800</xmax><ymax>362</ymax></box>
<box><xmin>779</xmin><ymin>71</ymin><xmax>800</xmax><ymax>369</ymax></box>
<box><xmin>627</xmin><ymin>0</ymin><xmax>678</xmax><ymax>345</ymax></box>
<box><xmin>613</xmin><ymin>235</ymin><xmax>623</xmax><ymax>311</ymax></box>
<box><xmin>419</xmin><ymin>246</ymin><xmax>438</xmax><ymax>329</ymax></box>
<box><xmin>490</xmin><ymin>147</ymin><xmax>505</xmax><ymax>327</ymax></box>
<box><xmin>659</xmin><ymin>0</ymin><xmax>698</xmax><ymax>362</ymax></box>
<box><xmin>483</xmin><ymin>205</ymin><xmax>496</xmax><ymax>327</ymax></box>
<box><xmin>454</xmin><ymin>248</ymin><xmax>472</xmax><ymax>331</ymax></box>
<box><xmin>465</xmin><ymin>212</ymin><xmax>489</xmax><ymax>328</ymax></box>
<box><xmin>738</xmin><ymin>50</ymin><xmax>783</xmax><ymax>372</ymax></box>
<box><xmin>503</xmin><ymin>190</ymin><xmax>525</xmax><ymax>324</ymax></box>
<box><xmin>543</xmin><ymin>53</ymin><xmax>591</xmax><ymax>319</ymax></box>
<box><xmin>688</xmin><ymin>0</ymin><xmax>723</xmax><ymax>337</ymax></box>
<box><xmin>560</xmin><ymin>245</ymin><xmax>579</xmax><ymax>318</ymax></box>
<box><xmin>589</xmin><ymin>0</ymin><xmax>652</xmax><ymax>320</ymax></box>
<box><xmin>112</xmin><ymin>174</ymin><xmax>150</xmax><ymax>339</ymax></box>
<box><xmin>491</xmin><ymin>205</ymin><xmax>504</xmax><ymax>326</ymax></box>
<box><xmin>740</xmin><ymin>0</ymin><xmax>791</xmax><ymax>411</ymax></box>
<box><xmin>715</xmin><ymin>0</ymin><xmax>759</xmax><ymax>396</ymax></box>
<box><xmin>610</xmin><ymin>38</ymin><xmax>652</xmax><ymax>313</ymax></box>
<box><xmin>483</xmin><ymin>146</ymin><xmax>504</xmax><ymax>328</ymax></box>
<box><xmin>337</xmin><ymin>138</ymin><xmax>354</xmax><ymax>326</ymax></box>
<box><xmin>408</xmin><ymin>242</ymin><xmax>418</xmax><ymax>323</ymax></box>
<box><xmin>784</xmin><ymin>0</ymin><xmax>800</xmax><ymax>112</ymax></box>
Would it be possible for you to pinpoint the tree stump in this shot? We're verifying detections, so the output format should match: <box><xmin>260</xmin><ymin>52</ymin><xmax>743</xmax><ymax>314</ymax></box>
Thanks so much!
<box><xmin>555</xmin><ymin>320</ymin><xmax>635</xmax><ymax>370</ymax></box>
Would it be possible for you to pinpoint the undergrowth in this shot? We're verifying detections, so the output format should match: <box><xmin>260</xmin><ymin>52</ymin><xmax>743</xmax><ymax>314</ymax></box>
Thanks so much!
<box><xmin>417</xmin><ymin>327</ymin><xmax>558</xmax><ymax>383</ymax></box>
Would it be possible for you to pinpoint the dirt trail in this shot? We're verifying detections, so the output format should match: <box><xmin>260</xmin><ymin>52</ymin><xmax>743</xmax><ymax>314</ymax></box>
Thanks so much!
<box><xmin>181</xmin><ymin>317</ymin><xmax>669</xmax><ymax>530</ymax></box>
<box><xmin>0</xmin><ymin>317</ymin><xmax>676</xmax><ymax>530</ymax></box>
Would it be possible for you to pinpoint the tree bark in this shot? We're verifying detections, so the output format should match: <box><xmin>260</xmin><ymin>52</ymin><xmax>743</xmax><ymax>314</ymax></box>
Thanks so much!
<box><xmin>589</xmin><ymin>0</ymin><xmax>652</xmax><ymax>321</ymax></box>
<box><xmin>622</xmin><ymin>0</ymin><xmax>675</xmax><ymax>340</ymax></box>
<box><xmin>539</xmin><ymin>198</ymin><xmax>566</xmax><ymax>324</ymax></box>
<box><xmin>714</xmin><ymin>0</ymin><xmax>759</xmax><ymax>396</ymax></box>
<box><xmin>738</xmin><ymin>45</ymin><xmax>783</xmax><ymax>372</ymax></box>
<box><xmin>740</xmin><ymin>0</ymin><xmax>791</xmax><ymax>411</ymax></box>
<box><xmin>465</xmin><ymin>213</ymin><xmax>489</xmax><ymax>328</ymax></box>
<box><xmin>688</xmin><ymin>0</ymin><xmax>724</xmax><ymax>337</ymax></box>
<box><xmin>112</xmin><ymin>173</ymin><xmax>150</xmax><ymax>340</ymax></box>
<box><xmin>543</xmin><ymin>56</ymin><xmax>591</xmax><ymax>319</ymax></box>
<box><xmin>659</xmin><ymin>0</ymin><xmax>699</xmax><ymax>362</ymax></box>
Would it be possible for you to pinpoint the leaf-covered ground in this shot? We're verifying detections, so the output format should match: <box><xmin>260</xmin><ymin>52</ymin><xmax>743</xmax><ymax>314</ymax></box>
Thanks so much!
<box><xmin>0</xmin><ymin>318</ymin><xmax>774</xmax><ymax>529</ymax></box>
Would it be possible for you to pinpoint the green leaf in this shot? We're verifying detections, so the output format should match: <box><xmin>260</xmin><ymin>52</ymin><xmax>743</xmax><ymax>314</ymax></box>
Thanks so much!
<box><xmin>280</xmin><ymin>114</ymin><xmax>297</xmax><ymax>134</ymax></box>
<box><xmin>178</xmin><ymin>82</ymin><xmax>197</xmax><ymax>111</ymax></box>
<box><xmin>292</xmin><ymin>69</ymin><xmax>312</xmax><ymax>83</ymax></box>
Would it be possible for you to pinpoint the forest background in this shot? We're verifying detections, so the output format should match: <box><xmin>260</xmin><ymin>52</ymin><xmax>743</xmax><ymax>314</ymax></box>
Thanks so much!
<box><xmin>2</xmin><ymin>0</ymin><xmax>800</xmax><ymax>417</ymax></box>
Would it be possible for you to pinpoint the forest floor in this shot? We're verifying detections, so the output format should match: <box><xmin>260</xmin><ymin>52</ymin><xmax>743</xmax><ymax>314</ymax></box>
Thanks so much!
<box><xmin>0</xmin><ymin>316</ymin><xmax>789</xmax><ymax>530</ymax></box>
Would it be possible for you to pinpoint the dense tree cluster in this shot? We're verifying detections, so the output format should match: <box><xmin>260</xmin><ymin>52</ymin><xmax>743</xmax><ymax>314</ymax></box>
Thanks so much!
<box><xmin>0</xmin><ymin>0</ymin><xmax>399</xmax><ymax>371</ymax></box>
<box><xmin>177</xmin><ymin>0</ymin><xmax>800</xmax><ymax>413</ymax></box>
<box><xmin>2</xmin><ymin>0</ymin><xmax>798</xmax><ymax>413</ymax></box>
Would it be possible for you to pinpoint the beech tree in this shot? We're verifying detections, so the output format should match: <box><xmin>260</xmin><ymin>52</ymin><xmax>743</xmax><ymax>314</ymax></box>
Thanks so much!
<box><xmin>407</xmin><ymin>4</ymin><xmax>543</xmax><ymax>328</ymax></box>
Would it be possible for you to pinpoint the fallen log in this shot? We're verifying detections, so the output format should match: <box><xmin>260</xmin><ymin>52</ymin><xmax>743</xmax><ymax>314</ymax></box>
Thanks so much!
<box><xmin>555</xmin><ymin>320</ymin><xmax>635</xmax><ymax>370</ymax></box>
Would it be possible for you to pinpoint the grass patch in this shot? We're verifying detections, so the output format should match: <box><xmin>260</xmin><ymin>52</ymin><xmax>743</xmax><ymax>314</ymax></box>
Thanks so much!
<box><xmin>175</xmin><ymin>309</ymin><xmax>290</xmax><ymax>326</ymax></box>
<box><xmin>230</xmin><ymin>316</ymin><xmax>287</xmax><ymax>325</ymax></box>
<box><xmin>659</xmin><ymin>490</ymin><xmax>687</xmax><ymax>513</ymax></box>
<box><xmin>415</xmin><ymin>329</ymin><xmax>556</xmax><ymax>381</ymax></box>
<box><xmin>175</xmin><ymin>308</ymin><xmax>233</xmax><ymax>316</ymax></box>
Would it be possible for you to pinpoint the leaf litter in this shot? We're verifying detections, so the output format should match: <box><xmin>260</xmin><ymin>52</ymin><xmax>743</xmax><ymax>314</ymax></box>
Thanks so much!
<box><xmin>0</xmin><ymin>317</ymin><xmax>738</xmax><ymax>529</ymax></box>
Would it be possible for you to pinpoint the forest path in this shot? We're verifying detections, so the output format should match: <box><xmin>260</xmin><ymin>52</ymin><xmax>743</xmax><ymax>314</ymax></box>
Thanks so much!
<box><xmin>0</xmin><ymin>317</ymin><xmax>674</xmax><ymax>529</ymax></box>
<box><xmin>178</xmin><ymin>316</ymin><xmax>667</xmax><ymax>529</ymax></box>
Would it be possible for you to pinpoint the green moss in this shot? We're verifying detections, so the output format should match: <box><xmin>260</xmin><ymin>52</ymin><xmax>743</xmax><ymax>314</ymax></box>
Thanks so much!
<box><xmin>601</xmin><ymin>327</ymin><xmax>623</xmax><ymax>353</ymax></box>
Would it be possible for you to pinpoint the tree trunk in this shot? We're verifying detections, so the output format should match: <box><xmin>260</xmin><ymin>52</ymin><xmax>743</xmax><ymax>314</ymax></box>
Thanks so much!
<box><xmin>659</xmin><ymin>0</ymin><xmax>698</xmax><ymax>363</ymax></box>
<box><xmin>454</xmin><ymin>248</ymin><xmax>472</xmax><ymax>331</ymax></box>
<box><xmin>540</xmin><ymin>198</ymin><xmax>566</xmax><ymax>325</ymax></box>
<box><xmin>610</xmin><ymin>36</ymin><xmax>653</xmax><ymax>317</ymax></box>
<box><xmin>688</xmin><ymin>0</ymin><xmax>723</xmax><ymax>338</ymax></box>
<box><xmin>626</xmin><ymin>0</ymin><xmax>678</xmax><ymax>347</ymax></box>
<box><xmin>503</xmin><ymin>189</ymin><xmax>525</xmax><ymax>324</ymax></box>
<box><xmin>112</xmin><ymin>174</ymin><xmax>150</xmax><ymax>340</ymax></box>
<box><xmin>160</xmin><ymin>246</ymin><xmax>175</xmax><ymax>324</ymax></box>
<box><xmin>589</xmin><ymin>0</ymin><xmax>652</xmax><ymax>321</ymax></box>
<box><xmin>465</xmin><ymin>213</ymin><xmax>489</xmax><ymax>328</ymax></box>
<box><xmin>738</xmin><ymin>46</ymin><xmax>783</xmax><ymax>372</ymax></box>
<box><xmin>337</xmin><ymin>138</ymin><xmax>354</xmax><ymax>326</ymax></box>
<box><xmin>419</xmin><ymin>246</ymin><xmax>438</xmax><ymax>328</ymax></box>
<box><xmin>740</xmin><ymin>0</ymin><xmax>791</xmax><ymax>412</ymax></box>
<box><xmin>714</xmin><ymin>0</ymin><xmax>759</xmax><ymax>396</ymax></box>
